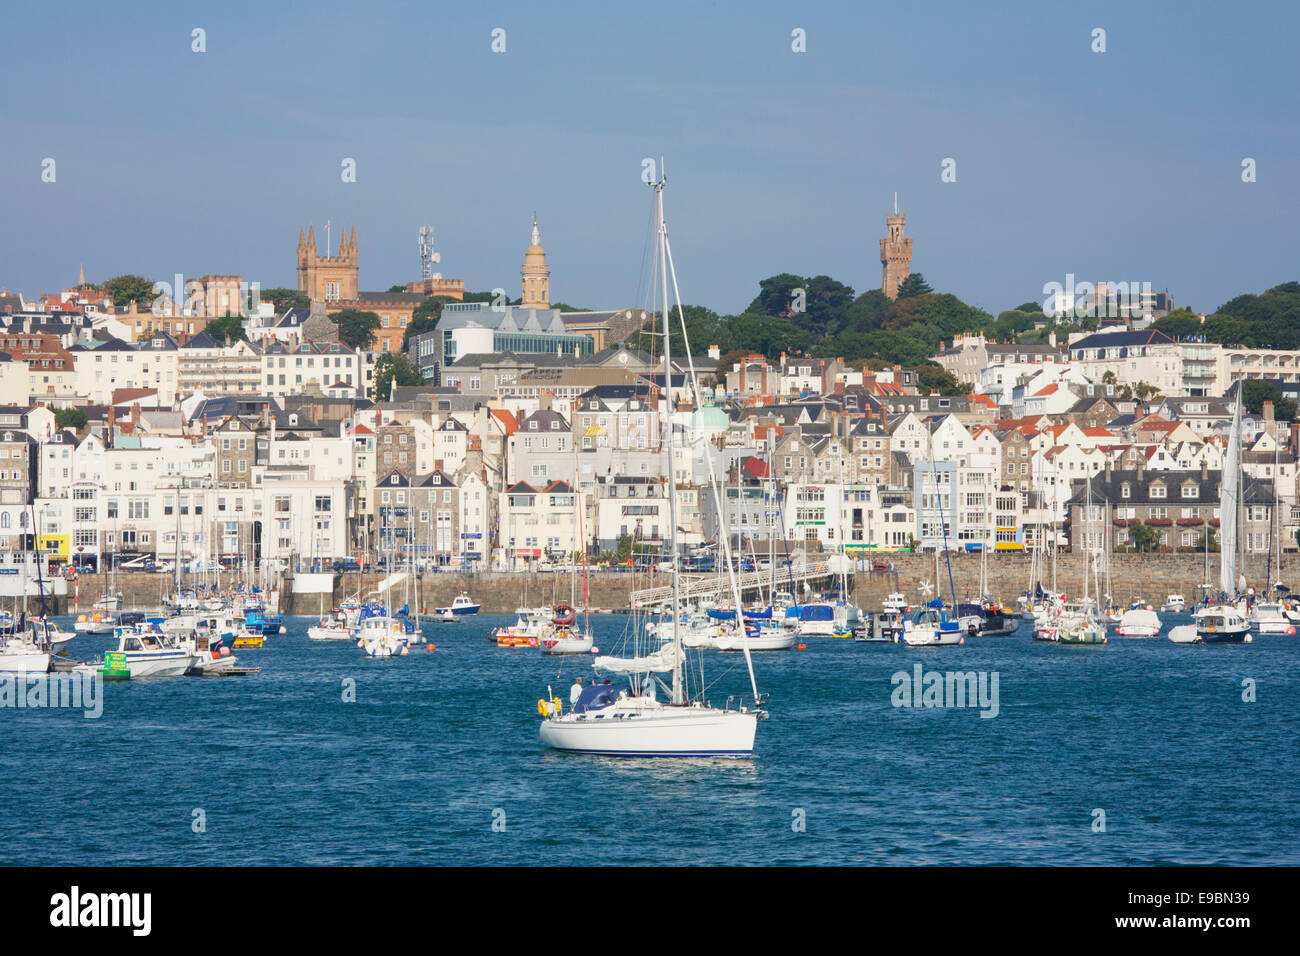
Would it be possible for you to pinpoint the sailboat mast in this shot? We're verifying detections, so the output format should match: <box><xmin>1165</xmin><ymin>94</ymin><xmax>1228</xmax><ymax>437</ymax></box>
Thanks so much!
<box><xmin>656</xmin><ymin>178</ymin><xmax>684</xmax><ymax>706</ymax></box>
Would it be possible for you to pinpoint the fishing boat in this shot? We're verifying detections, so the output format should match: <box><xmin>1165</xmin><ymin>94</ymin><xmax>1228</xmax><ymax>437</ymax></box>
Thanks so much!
<box><xmin>1161</xmin><ymin>594</ymin><xmax>1186</xmax><ymax>613</ymax></box>
<box><xmin>538</xmin><ymin>172</ymin><xmax>764</xmax><ymax>758</ymax></box>
<box><xmin>1194</xmin><ymin>604</ymin><xmax>1251</xmax><ymax>644</ymax></box>
<box><xmin>433</xmin><ymin>593</ymin><xmax>480</xmax><ymax>616</ymax></box>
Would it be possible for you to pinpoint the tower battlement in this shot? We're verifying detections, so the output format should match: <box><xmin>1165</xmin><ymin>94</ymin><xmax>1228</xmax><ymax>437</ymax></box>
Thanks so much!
<box><xmin>880</xmin><ymin>205</ymin><xmax>912</xmax><ymax>300</ymax></box>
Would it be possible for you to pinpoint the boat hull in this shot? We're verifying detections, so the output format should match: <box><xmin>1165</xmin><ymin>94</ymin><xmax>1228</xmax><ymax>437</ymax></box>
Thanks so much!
<box><xmin>0</xmin><ymin>650</ymin><xmax>51</xmax><ymax>673</ymax></box>
<box><xmin>540</xmin><ymin>704</ymin><xmax>757</xmax><ymax>758</ymax></box>
<box><xmin>124</xmin><ymin>652</ymin><xmax>194</xmax><ymax>678</ymax></box>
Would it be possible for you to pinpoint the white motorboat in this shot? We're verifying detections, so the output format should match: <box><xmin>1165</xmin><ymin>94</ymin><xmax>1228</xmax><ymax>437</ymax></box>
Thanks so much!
<box><xmin>791</xmin><ymin>603</ymin><xmax>837</xmax><ymax>637</ymax></box>
<box><xmin>1168</xmin><ymin>624</ymin><xmax>1200</xmax><ymax>644</ymax></box>
<box><xmin>112</xmin><ymin>624</ymin><xmax>195</xmax><ymax>678</ymax></box>
<box><xmin>1160</xmin><ymin>594</ymin><xmax>1186</xmax><ymax>613</ymax></box>
<box><xmin>901</xmin><ymin>609</ymin><xmax>965</xmax><ymax>647</ymax></box>
<box><xmin>881</xmin><ymin>592</ymin><xmax>909</xmax><ymax>614</ymax></box>
<box><xmin>1115</xmin><ymin>607</ymin><xmax>1161</xmax><ymax>638</ymax></box>
<box><xmin>182</xmin><ymin>628</ymin><xmax>239</xmax><ymax>675</ymax></box>
<box><xmin>1247</xmin><ymin>602</ymin><xmax>1291</xmax><ymax>634</ymax></box>
<box><xmin>356</xmin><ymin>614</ymin><xmax>409</xmax><ymax>657</ymax></box>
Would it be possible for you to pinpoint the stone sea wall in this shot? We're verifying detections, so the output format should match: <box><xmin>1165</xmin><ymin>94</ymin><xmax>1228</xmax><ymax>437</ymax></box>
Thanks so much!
<box><xmin>59</xmin><ymin>550</ymin><xmax>1296</xmax><ymax>616</ymax></box>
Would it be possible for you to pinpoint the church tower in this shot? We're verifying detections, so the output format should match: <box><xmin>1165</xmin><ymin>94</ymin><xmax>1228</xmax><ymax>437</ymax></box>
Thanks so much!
<box><xmin>879</xmin><ymin>197</ymin><xmax>912</xmax><ymax>299</ymax></box>
<box><xmin>297</xmin><ymin>223</ymin><xmax>358</xmax><ymax>302</ymax></box>
<box><xmin>520</xmin><ymin>219</ymin><xmax>550</xmax><ymax>309</ymax></box>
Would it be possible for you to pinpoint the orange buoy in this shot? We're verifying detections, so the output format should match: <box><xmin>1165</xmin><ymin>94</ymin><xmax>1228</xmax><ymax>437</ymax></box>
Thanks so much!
<box><xmin>796</xmin><ymin>643</ymin><xmax>807</xmax><ymax>650</ymax></box>
<box><xmin>426</xmin><ymin>644</ymin><xmax>436</xmax><ymax>651</ymax></box>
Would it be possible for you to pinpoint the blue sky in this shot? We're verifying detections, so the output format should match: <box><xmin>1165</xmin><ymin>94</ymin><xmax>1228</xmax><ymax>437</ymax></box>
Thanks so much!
<box><xmin>3</xmin><ymin>0</ymin><xmax>1297</xmax><ymax>317</ymax></box>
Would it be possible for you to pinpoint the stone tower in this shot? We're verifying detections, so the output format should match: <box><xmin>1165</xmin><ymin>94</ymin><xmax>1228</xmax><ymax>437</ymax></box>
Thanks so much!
<box><xmin>297</xmin><ymin>224</ymin><xmax>358</xmax><ymax>302</ymax></box>
<box><xmin>879</xmin><ymin>199</ymin><xmax>912</xmax><ymax>300</ymax></box>
<box><xmin>520</xmin><ymin>219</ymin><xmax>550</xmax><ymax>309</ymax></box>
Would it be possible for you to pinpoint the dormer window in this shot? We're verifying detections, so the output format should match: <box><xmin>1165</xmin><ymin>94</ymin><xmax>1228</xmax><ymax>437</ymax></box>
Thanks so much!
<box><xmin>1121</xmin><ymin>484</ymin><xmax>1131</xmax><ymax>499</ymax></box>
<box><xmin>1150</xmin><ymin>484</ymin><xmax>1167</xmax><ymax>499</ymax></box>
<box><xmin>1182</xmin><ymin>484</ymin><xmax>1198</xmax><ymax>499</ymax></box>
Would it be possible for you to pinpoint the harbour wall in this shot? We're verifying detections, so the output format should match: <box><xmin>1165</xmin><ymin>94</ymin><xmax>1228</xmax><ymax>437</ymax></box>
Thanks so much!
<box><xmin>55</xmin><ymin>551</ymin><xmax>1290</xmax><ymax>615</ymax></box>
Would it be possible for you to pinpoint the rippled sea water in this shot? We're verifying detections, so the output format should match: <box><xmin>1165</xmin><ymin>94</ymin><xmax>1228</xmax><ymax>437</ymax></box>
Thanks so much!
<box><xmin>2</xmin><ymin>612</ymin><xmax>1297</xmax><ymax>865</ymax></box>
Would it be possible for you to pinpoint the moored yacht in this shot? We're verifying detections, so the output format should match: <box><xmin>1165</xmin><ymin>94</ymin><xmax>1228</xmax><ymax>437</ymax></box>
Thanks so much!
<box><xmin>1247</xmin><ymin>602</ymin><xmax>1291</xmax><ymax>634</ymax></box>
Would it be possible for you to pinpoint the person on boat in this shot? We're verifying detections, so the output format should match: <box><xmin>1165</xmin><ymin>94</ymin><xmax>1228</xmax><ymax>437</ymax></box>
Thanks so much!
<box><xmin>569</xmin><ymin>677</ymin><xmax>584</xmax><ymax>707</ymax></box>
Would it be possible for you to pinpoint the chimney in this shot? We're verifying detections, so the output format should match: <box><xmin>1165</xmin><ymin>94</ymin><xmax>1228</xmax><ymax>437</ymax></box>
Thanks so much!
<box><xmin>1049</xmin><ymin>330</ymin><xmax>1057</xmax><ymax>348</ymax></box>
<box><xmin>1264</xmin><ymin>400</ymin><xmax>1274</xmax><ymax>424</ymax></box>
<box><xmin>1201</xmin><ymin>457</ymin><xmax>1208</xmax><ymax>481</ymax></box>
<box><xmin>131</xmin><ymin>401</ymin><xmax>140</xmax><ymax>426</ymax></box>
<box><xmin>708</xmin><ymin>344</ymin><xmax>720</xmax><ymax>361</ymax></box>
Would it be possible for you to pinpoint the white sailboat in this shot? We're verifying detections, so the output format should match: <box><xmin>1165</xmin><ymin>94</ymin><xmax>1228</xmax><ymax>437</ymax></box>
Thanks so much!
<box><xmin>1192</xmin><ymin>392</ymin><xmax>1251</xmax><ymax>644</ymax></box>
<box><xmin>538</xmin><ymin>171</ymin><xmax>765</xmax><ymax>757</ymax></box>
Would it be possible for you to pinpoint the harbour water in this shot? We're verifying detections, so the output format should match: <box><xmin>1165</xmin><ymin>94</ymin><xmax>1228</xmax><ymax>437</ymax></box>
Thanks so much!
<box><xmin>3</xmin><ymin>613</ymin><xmax>1297</xmax><ymax>866</ymax></box>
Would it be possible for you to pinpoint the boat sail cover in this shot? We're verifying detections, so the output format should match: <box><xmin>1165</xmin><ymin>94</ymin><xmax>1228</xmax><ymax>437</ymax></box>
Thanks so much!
<box><xmin>1220</xmin><ymin>396</ymin><xmax>1241</xmax><ymax>595</ymax></box>
<box><xmin>593</xmin><ymin>642</ymin><xmax>682</xmax><ymax>675</ymax></box>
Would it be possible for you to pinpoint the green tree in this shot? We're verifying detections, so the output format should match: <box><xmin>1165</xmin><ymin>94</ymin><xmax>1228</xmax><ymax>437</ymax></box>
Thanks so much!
<box><xmin>1128</xmin><ymin>520</ymin><xmax>1161</xmax><ymax>553</ymax></box>
<box><xmin>1240</xmin><ymin>378</ymin><xmax>1298</xmax><ymax>421</ymax></box>
<box><xmin>205</xmin><ymin>313</ymin><xmax>249</xmax><ymax>344</ymax></box>
<box><xmin>103</xmin><ymin>274</ymin><xmax>157</xmax><ymax>309</ymax></box>
<box><xmin>259</xmin><ymin>288</ymin><xmax>310</xmax><ymax>312</ymax></box>
<box><xmin>916</xmin><ymin>362</ymin><xmax>970</xmax><ymax>396</ymax></box>
<box><xmin>53</xmin><ymin>406</ymin><xmax>88</xmax><ymax>431</ymax></box>
<box><xmin>1196</xmin><ymin>528</ymin><xmax>1220</xmax><ymax>553</ymax></box>
<box><xmin>895</xmin><ymin>273</ymin><xmax>934</xmax><ymax>300</ymax></box>
<box><xmin>332</xmin><ymin>309</ymin><xmax>382</xmax><ymax>350</ymax></box>
<box><xmin>373</xmin><ymin>352</ymin><xmax>424</xmax><ymax>400</ymax></box>
<box><xmin>387</xmin><ymin>284</ymin><xmax>406</xmax><ymax>293</ymax></box>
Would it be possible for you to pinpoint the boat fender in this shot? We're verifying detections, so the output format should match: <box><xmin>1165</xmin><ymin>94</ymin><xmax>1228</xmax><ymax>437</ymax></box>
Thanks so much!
<box><xmin>589</xmin><ymin>646</ymin><xmax>599</xmax><ymax>654</ymax></box>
